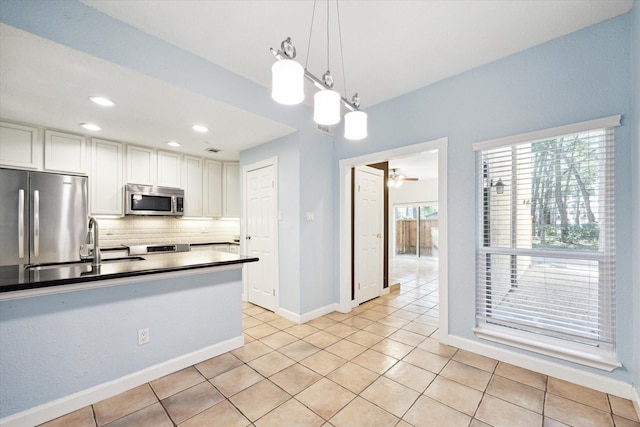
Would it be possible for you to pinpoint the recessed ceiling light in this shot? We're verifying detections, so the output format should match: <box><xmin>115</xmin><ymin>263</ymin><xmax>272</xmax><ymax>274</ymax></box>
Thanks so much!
<box><xmin>89</xmin><ymin>96</ymin><xmax>115</xmax><ymax>107</ymax></box>
<box><xmin>167</xmin><ymin>141</ymin><xmax>181</xmax><ymax>147</ymax></box>
<box><xmin>192</xmin><ymin>124</ymin><xmax>209</xmax><ymax>133</ymax></box>
<box><xmin>80</xmin><ymin>123</ymin><xmax>101</xmax><ymax>131</ymax></box>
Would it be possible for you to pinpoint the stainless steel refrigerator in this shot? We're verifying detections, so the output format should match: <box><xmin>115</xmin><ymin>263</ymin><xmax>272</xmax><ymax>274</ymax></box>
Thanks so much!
<box><xmin>0</xmin><ymin>168</ymin><xmax>88</xmax><ymax>266</ymax></box>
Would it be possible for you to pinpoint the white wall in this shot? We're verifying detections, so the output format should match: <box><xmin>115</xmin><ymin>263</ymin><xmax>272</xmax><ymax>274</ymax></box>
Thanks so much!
<box><xmin>389</xmin><ymin>178</ymin><xmax>438</xmax><ymax>206</ymax></box>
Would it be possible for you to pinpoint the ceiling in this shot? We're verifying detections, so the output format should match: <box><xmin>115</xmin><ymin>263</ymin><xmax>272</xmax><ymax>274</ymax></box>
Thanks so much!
<box><xmin>0</xmin><ymin>24</ymin><xmax>296</xmax><ymax>161</ymax></box>
<box><xmin>0</xmin><ymin>1</ymin><xmax>633</xmax><ymax>162</ymax></box>
<box><xmin>389</xmin><ymin>151</ymin><xmax>438</xmax><ymax>182</ymax></box>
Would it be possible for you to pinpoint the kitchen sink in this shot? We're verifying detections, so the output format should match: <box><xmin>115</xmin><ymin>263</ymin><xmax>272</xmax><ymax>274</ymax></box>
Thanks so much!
<box><xmin>25</xmin><ymin>256</ymin><xmax>146</xmax><ymax>271</ymax></box>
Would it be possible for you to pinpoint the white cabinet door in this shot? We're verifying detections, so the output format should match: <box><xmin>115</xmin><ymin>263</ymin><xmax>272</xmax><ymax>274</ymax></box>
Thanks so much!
<box><xmin>157</xmin><ymin>150</ymin><xmax>181</xmax><ymax>188</ymax></box>
<box><xmin>204</xmin><ymin>159</ymin><xmax>222</xmax><ymax>217</ymax></box>
<box><xmin>182</xmin><ymin>155</ymin><xmax>203</xmax><ymax>217</ymax></box>
<box><xmin>126</xmin><ymin>145</ymin><xmax>156</xmax><ymax>185</ymax></box>
<box><xmin>223</xmin><ymin>162</ymin><xmax>240</xmax><ymax>218</ymax></box>
<box><xmin>0</xmin><ymin>121</ymin><xmax>41</xmax><ymax>170</ymax></box>
<box><xmin>44</xmin><ymin>130</ymin><xmax>87</xmax><ymax>174</ymax></box>
<box><xmin>90</xmin><ymin>139</ymin><xmax>123</xmax><ymax>215</ymax></box>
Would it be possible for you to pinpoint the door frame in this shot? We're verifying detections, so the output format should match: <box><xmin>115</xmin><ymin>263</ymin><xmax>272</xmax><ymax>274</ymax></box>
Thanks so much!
<box><xmin>354</xmin><ymin>165</ymin><xmax>385</xmax><ymax>304</ymax></box>
<box><xmin>338</xmin><ymin>137</ymin><xmax>449</xmax><ymax>338</ymax></box>
<box><xmin>242</xmin><ymin>156</ymin><xmax>279</xmax><ymax>309</ymax></box>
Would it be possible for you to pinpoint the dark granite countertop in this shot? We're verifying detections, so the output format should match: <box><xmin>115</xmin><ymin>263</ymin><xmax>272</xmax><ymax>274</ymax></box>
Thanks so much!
<box><xmin>190</xmin><ymin>241</ymin><xmax>240</xmax><ymax>246</ymax></box>
<box><xmin>0</xmin><ymin>251</ymin><xmax>258</xmax><ymax>294</ymax></box>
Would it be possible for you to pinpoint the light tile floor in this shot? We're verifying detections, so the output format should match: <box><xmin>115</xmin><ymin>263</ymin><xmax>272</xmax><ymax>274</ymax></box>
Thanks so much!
<box><xmin>40</xmin><ymin>257</ymin><xmax>639</xmax><ymax>427</ymax></box>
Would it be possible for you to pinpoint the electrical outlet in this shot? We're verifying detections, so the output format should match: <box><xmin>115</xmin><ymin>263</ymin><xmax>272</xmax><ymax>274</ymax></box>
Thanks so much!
<box><xmin>138</xmin><ymin>328</ymin><xmax>150</xmax><ymax>345</ymax></box>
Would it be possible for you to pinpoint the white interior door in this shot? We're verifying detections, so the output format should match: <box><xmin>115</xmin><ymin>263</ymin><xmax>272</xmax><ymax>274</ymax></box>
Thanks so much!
<box><xmin>245</xmin><ymin>163</ymin><xmax>277</xmax><ymax>311</ymax></box>
<box><xmin>354</xmin><ymin>166</ymin><xmax>384</xmax><ymax>304</ymax></box>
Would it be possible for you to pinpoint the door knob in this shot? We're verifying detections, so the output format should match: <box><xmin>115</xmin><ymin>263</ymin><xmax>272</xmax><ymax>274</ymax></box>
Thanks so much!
<box><xmin>246</xmin><ymin>235</ymin><xmax>252</xmax><ymax>240</ymax></box>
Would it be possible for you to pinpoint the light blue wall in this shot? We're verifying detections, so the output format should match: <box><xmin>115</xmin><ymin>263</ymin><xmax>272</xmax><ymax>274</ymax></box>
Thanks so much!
<box><xmin>299</xmin><ymin>131</ymin><xmax>336</xmax><ymax>313</ymax></box>
<box><xmin>334</xmin><ymin>13</ymin><xmax>635</xmax><ymax>383</ymax></box>
<box><xmin>0</xmin><ymin>270</ymin><xmax>242</xmax><ymax>418</ymax></box>
<box><xmin>240</xmin><ymin>127</ymin><xmax>336</xmax><ymax>315</ymax></box>
<box><xmin>632</xmin><ymin>0</ymin><xmax>640</xmax><ymax>394</ymax></box>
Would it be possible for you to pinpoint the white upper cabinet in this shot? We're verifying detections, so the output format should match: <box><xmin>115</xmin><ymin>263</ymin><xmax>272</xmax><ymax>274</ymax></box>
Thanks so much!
<box><xmin>157</xmin><ymin>150</ymin><xmax>181</xmax><ymax>188</ymax></box>
<box><xmin>0</xmin><ymin>121</ymin><xmax>41</xmax><ymax>170</ymax></box>
<box><xmin>44</xmin><ymin>130</ymin><xmax>87</xmax><ymax>174</ymax></box>
<box><xmin>90</xmin><ymin>139</ymin><xmax>123</xmax><ymax>215</ymax></box>
<box><xmin>126</xmin><ymin>145</ymin><xmax>156</xmax><ymax>185</ymax></box>
<box><xmin>182</xmin><ymin>155</ymin><xmax>203</xmax><ymax>217</ymax></box>
<box><xmin>204</xmin><ymin>159</ymin><xmax>222</xmax><ymax>217</ymax></box>
<box><xmin>223</xmin><ymin>162</ymin><xmax>240</xmax><ymax>218</ymax></box>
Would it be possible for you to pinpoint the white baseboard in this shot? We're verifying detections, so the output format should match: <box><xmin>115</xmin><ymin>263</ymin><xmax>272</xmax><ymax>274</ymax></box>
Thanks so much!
<box><xmin>633</xmin><ymin>387</ymin><xmax>640</xmax><ymax>421</ymax></box>
<box><xmin>444</xmin><ymin>334</ymin><xmax>636</xmax><ymax>400</ymax></box>
<box><xmin>276</xmin><ymin>303</ymin><xmax>338</xmax><ymax>324</ymax></box>
<box><xmin>0</xmin><ymin>336</ymin><xmax>244</xmax><ymax>427</ymax></box>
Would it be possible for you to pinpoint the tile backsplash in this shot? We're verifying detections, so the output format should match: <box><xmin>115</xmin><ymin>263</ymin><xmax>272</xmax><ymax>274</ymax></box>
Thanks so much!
<box><xmin>96</xmin><ymin>216</ymin><xmax>240</xmax><ymax>247</ymax></box>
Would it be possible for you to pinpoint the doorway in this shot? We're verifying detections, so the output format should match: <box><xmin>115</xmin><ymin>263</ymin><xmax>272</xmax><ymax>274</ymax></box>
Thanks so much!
<box><xmin>338</xmin><ymin>137</ymin><xmax>448</xmax><ymax>337</ymax></box>
<box><xmin>243</xmin><ymin>158</ymin><xmax>278</xmax><ymax>311</ymax></box>
<box><xmin>354</xmin><ymin>165</ymin><xmax>385</xmax><ymax>304</ymax></box>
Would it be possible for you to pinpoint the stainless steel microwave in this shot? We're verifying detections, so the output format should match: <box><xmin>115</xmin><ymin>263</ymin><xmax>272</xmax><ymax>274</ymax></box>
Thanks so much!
<box><xmin>124</xmin><ymin>184</ymin><xmax>184</xmax><ymax>216</ymax></box>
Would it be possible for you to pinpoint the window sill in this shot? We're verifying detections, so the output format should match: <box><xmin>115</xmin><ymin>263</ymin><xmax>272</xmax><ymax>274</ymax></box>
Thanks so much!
<box><xmin>473</xmin><ymin>325</ymin><xmax>621</xmax><ymax>372</ymax></box>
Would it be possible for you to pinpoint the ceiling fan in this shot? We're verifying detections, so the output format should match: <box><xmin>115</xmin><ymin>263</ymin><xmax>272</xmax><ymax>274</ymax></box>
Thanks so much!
<box><xmin>387</xmin><ymin>169</ymin><xmax>419</xmax><ymax>188</ymax></box>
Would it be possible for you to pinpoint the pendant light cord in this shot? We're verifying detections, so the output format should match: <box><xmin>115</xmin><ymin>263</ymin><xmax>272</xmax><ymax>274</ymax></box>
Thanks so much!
<box><xmin>326</xmin><ymin>0</ymin><xmax>330</xmax><ymax>72</ymax></box>
<box><xmin>305</xmin><ymin>0</ymin><xmax>317</xmax><ymax>69</ymax></box>
<box><xmin>336</xmin><ymin>0</ymin><xmax>347</xmax><ymax>97</ymax></box>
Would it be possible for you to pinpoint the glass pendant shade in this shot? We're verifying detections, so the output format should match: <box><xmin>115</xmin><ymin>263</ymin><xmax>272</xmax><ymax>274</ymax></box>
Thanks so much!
<box><xmin>271</xmin><ymin>60</ymin><xmax>304</xmax><ymax>105</ymax></box>
<box><xmin>313</xmin><ymin>90</ymin><xmax>341</xmax><ymax>125</ymax></box>
<box><xmin>344</xmin><ymin>110</ymin><xmax>368</xmax><ymax>140</ymax></box>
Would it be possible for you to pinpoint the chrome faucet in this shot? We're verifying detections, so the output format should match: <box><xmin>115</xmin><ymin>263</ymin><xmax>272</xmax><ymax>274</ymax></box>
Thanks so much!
<box><xmin>87</xmin><ymin>216</ymin><xmax>101</xmax><ymax>267</ymax></box>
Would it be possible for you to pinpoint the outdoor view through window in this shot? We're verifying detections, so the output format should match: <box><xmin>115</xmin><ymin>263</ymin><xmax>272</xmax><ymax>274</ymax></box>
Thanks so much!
<box><xmin>476</xmin><ymin>125</ymin><xmax>616</xmax><ymax>357</ymax></box>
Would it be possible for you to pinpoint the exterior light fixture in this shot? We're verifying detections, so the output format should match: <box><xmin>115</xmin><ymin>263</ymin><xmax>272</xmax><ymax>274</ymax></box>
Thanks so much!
<box><xmin>80</xmin><ymin>123</ymin><xmax>101</xmax><ymax>131</ymax></box>
<box><xmin>270</xmin><ymin>1</ymin><xmax>367</xmax><ymax>140</ymax></box>
<box><xmin>494</xmin><ymin>178</ymin><xmax>505</xmax><ymax>194</ymax></box>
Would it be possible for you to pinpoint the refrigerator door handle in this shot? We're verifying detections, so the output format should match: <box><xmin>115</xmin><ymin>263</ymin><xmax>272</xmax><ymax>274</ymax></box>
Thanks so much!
<box><xmin>18</xmin><ymin>189</ymin><xmax>25</xmax><ymax>259</ymax></box>
<box><xmin>33</xmin><ymin>189</ymin><xmax>40</xmax><ymax>258</ymax></box>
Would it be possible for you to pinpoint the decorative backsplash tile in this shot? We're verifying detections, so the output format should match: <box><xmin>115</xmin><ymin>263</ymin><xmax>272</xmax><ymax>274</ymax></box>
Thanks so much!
<box><xmin>96</xmin><ymin>217</ymin><xmax>240</xmax><ymax>247</ymax></box>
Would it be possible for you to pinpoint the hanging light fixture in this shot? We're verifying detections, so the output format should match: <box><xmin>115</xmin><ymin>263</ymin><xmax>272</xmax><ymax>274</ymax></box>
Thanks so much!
<box><xmin>270</xmin><ymin>0</ymin><xmax>367</xmax><ymax>139</ymax></box>
<box><xmin>271</xmin><ymin>38</ymin><xmax>305</xmax><ymax>105</ymax></box>
<box><xmin>344</xmin><ymin>94</ymin><xmax>367</xmax><ymax>140</ymax></box>
<box><xmin>314</xmin><ymin>71</ymin><xmax>341</xmax><ymax>125</ymax></box>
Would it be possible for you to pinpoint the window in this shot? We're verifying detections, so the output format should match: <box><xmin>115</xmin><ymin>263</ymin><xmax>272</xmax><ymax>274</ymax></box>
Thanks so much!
<box><xmin>394</xmin><ymin>205</ymin><xmax>439</xmax><ymax>257</ymax></box>
<box><xmin>473</xmin><ymin>116</ymin><xmax>620</xmax><ymax>370</ymax></box>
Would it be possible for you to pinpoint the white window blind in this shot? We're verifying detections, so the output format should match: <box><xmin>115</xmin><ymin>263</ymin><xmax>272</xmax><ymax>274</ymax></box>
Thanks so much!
<box><xmin>474</xmin><ymin>116</ymin><xmax>618</xmax><ymax>364</ymax></box>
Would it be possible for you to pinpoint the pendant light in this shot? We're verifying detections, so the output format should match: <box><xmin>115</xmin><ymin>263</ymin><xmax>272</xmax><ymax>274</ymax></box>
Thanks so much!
<box><xmin>314</xmin><ymin>71</ymin><xmax>341</xmax><ymax>125</ymax></box>
<box><xmin>344</xmin><ymin>94</ymin><xmax>367</xmax><ymax>140</ymax></box>
<box><xmin>270</xmin><ymin>0</ymin><xmax>368</xmax><ymax>139</ymax></box>
<box><xmin>271</xmin><ymin>38</ymin><xmax>304</xmax><ymax>105</ymax></box>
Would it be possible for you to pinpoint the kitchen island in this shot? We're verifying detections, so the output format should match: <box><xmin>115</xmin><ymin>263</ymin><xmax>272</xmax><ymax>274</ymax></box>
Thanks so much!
<box><xmin>0</xmin><ymin>249</ymin><xmax>257</xmax><ymax>297</ymax></box>
<box><xmin>0</xmin><ymin>250</ymin><xmax>258</xmax><ymax>425</ymax></box>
